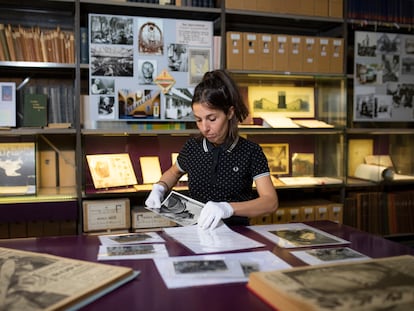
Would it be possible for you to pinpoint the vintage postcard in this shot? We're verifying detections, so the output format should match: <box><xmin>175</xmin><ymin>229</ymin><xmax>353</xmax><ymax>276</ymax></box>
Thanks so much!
<box><xmin>248</xmin><ymin>223</ymin><xmax>350</xmax><ymax>248</ymax></box>
<box><xmin>154</xmin><ymin>250</ymin><xmax>291</xmax><ymax>289</ymax></box>
<box><xmin>290</xmin><ymin>247</ymin><xmax>370</xmax><ymax>265</ymax></box>
<box><xmin>145</xmin><ymin>191</ymin><xmax>203</xmax><ymax>226</ymax></box>
<box><xmin>98</xmin><ymin>232</ymin><xmax>165</xmax><ymax>245</ymax></box>
<box><xmin>97</xmin><ymin>243</ymin><xmax>169</xmax><ymax>261</ymax></box>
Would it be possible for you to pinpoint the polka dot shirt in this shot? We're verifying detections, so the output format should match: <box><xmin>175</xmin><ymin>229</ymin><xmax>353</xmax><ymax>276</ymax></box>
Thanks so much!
<box><xmin>176</xmin><ymin>136</ymin><xmax>270</xmax><ymax>225</ymax></box>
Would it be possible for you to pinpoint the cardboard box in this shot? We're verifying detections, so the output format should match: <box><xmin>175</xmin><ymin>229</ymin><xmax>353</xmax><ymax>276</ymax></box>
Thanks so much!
<box><xmin>273</xmin><ymin>208</ymin><xmax>288</xmax><ymax>224</ymax></box>
<box><xmin>226</xmin><ymin>32</ymin><xmax>243</xmax><ymax>70</ymax></box>
<box><xmin>315</xmin><ymin>205</ymin><xmax>330</xmax><ymax>221</ymax></box>
<box><xmin>299</xmin><ymin>0</ymin><xmax>314</xmax><ymax>16</ymax></box>
<box><xmin>316</xmin><ymin>37</ymin><xmax>331</xmax><ymax>73</ymax></box>
<box><xmin>302</xmin><ymin>37</ymin><xmax>317</xmax><ymax>73</ymax></box>
<box><xmin>131</xmin><ymin>206</ymin><xmax>175</xmax><ymax>229</ymax></box>
<box><xmin>329</xmin><ymin>203</ymin><xmax>343</xmax><ymax>223</ymax></box>
<box><xmin>256</xmin><ymin>0</ymin><xmax>273</xmax><ymax>12</ymax></box>
<box><xmin>330</xmin><ymin>38</ymin><xmax>344</xmax><ymax>73</ymax></box>
<box><xmin>288</xmin><ymin>35</ymin><xmax>304</xmax><ymax>73</ymax></box>
<box><xmin>225</xmin><ymin>0</ymin><xmax>243</xmax><ymax>9</ymax></box>
<box><xmin>273</xmin><ymin>34</ymin><xmax>289</xmax><ymax>72</ymax></box>
<box><xmin>83</xmin><ymin>198</ymin><xmax>131</xmax><ymax>232</ymax></box>
<box><xmin>284</xmin><ymin>0</ymin><xmax>300</xmax><ymax>14</ymax></box>
<box><xmin>286</xmin><ymin>207</ymin><xmax>301</xmax><ymax>223</ymax></box>
<box><xmin>329</xmin><ymin>0</ymin><xmax>343</xmax><ymax>18</ymax></box>
<box><xmin>250</xmin><ymin>214</ymin><xmax>273</xmax><ymax>225</ymax></box>
<box><xmin>301</xmin><ymin>206</ymin><xmax>315</xmax><ymax>222</ymax></box>
<box><xmin>242</xmin><ymin>0</ymin><xmax>257</xmax><ymax>11</ymax></box>
<box><xmin>243</xmin><ymin>33</ymin><xmax>259</xmax><ymax>70</ymax></box>
<box><xmin>39</xmin><ymin>150</ymin><xmax>57</xmax><ymax>188</ymax></box>
<box><xmin>314</xmin><ymin>0</ymin><xmax>329</xmax><ymax>17</ymax></box>
<box><xmin>258</xmin><ymin>33</ymin><xmax>274</xmax><ymax>70</ymax></box>
<box><xmin>59</xmin><ymin>150</ymin><xmax>76</xmax><ymax>187</ymax></box>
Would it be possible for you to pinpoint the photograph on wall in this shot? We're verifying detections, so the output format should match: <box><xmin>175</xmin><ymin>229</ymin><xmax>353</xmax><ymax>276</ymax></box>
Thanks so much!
<box><xmin>260</xmin><ymin>144</ymin><xmax>289</xmax><ymax>175</ymax></box>
<box><xmin>164</xmin><ymin>88</ymin><xmax>194</xmax><ymax>120</ymax></box>
<box><xmin>354</xmin><ymin>31</ymin><xmax>414</xmax><ymax>122</ymax></box>
<box><xmin>189</xmin><ymin>48</ymin><xmax>210</xmax><ymax>85</ymax></box>
<box><xmin>0</xmin><ymin>142</ymin><xmax>36</xmax><ymax>195</ymax></box>
<box><xmin>138</xmin><ymin>19</ymin><xmax>164</xmax><ymax>56</ymax></box>
<box><xmin>88</xmin><ymin>14</ymin><xmax>213</xmax><ymax>124</ymax></box>
<box><xmin>248</xmin><ymin>86</ymin><xmax>315</xmax><ymax>119</ymax></box>
<box><xmin>118</xmin><ymin>89</ymin><xmax>161</xmax><ymax>119</ymax></box>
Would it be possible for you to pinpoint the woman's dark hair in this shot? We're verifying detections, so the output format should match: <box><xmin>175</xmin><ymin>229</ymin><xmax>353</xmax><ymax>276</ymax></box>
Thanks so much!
<box><xmin>191</xmin><ymin>69</ymin><xmax>249</xmax><ymax>141</ymax></box>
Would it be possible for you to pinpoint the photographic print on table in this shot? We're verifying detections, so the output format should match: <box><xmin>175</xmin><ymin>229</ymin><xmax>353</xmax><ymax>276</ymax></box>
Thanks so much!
<box><xmin>290</xmin><ymin>247</ymin><xmax>370</xmax><ymax>266</ymax></box>
<box><xmin>248</xmin><ymin>223</ymin><xmax>349</xmax><ymax>248</ymax></box>
<box><xmin>260</xmin><ymin>143</ymin><xmax>289</xmax><ymax>175</ymax></box>
<box><xmin>145</xmin><ymin>191</ymin><xmax>203</xmax><ymax>226</ymax></box>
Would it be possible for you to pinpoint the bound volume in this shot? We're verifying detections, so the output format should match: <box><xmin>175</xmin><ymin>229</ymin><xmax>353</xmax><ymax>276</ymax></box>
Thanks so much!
<box><xmin>23</xmin><ymin>93</ymin><xmax>48</xmax><ymax>127</ymax></box>
<box><xmin>247</xmin><ymin>255</ymin><xmax>414</xmax><ymax>311</ymax></box>
<box><xmin>0</xmin><ymin>246</ymin><xmax>138</xmax><ymax>310</ymax></box>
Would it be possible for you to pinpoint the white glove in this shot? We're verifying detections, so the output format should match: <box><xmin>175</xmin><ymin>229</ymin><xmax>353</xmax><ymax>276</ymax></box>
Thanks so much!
<box><xmin>198</xmin><ymin>201</ymin><xmax>234</xmax><ymax>230</ymax></box>
<box><xmin>145</xmin><ymin>183</ymin><xmax>167</xmax><ymax>208</ymax></box>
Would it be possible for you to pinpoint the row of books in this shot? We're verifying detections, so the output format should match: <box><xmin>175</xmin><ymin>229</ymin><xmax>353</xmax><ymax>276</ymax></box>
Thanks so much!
<box><xmin>343</xmin><ymin>190</ymin><xmax>414</xmax><ymax>236</ymax></box>
<box><xmin>0</xmin><ymin>220</ymin><xmax>77</xmax><ymax>239</ymax></box>
<box><xmin>126</xmin><ymin>0</ymin><xmax>215</xmax><ymax>7</ymax></box>
<box><xmin>19</xmin><ymin>84</ymin><xmax>75</xmax><ymax>127</ymax></box>
<box><xmin>347</xmin><ymin>0</ymin><xmax>414</xmax><ymax>25</ymax></box>
<box><xmin>226</xmin><ymin>31</ymin><xmax>344</xmax><ymax>74</ymax></box>
<box><xmin>0</xmin><ymin>24</ymin><xmax>75</xmax><ymax>63</ymax></box>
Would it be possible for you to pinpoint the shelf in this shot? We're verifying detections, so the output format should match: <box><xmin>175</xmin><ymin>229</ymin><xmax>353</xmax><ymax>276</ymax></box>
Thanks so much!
<box><xmin>0</xmin><ymin>128</ymin><xmax>76</xmax><ymax>136</ymax></box>
<box><xmin>0</xmin><ymin>187</ymin><xmax>77</xmax><ymax>204</ymax></box>
<box><xmin>224</xmin><ymin>9</ymin><xmax>344</xmax><ymax>36</ymax></box>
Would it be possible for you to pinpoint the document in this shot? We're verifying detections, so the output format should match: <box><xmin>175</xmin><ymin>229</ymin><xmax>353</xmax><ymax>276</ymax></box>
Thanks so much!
<box><xmin>154</xmin><ymin>250</ymin><xmax>291</xmax><ymax>289</ymax></box>
<box><xmin>163</xmin><ymin>223</ymin><xmax>265</xmax><ymax>254</ymax></box>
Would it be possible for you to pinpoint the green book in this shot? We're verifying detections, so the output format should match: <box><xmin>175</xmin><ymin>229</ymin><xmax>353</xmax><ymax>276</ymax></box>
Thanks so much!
<box><xmin>23</xmin><ymin>93</ymin><xmax>48</xmax><ymax>127</ymax></box>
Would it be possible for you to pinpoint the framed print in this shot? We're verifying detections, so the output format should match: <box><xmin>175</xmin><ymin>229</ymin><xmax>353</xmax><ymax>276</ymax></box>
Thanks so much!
<box><xmin>291</xmin><ymin>153</ymin><xmax>314</xmax><ymax>177</ymax></box>
<box><xmin>260</xmin><ymin>143</ymin><xmax>289</xmax><ymax>175</ymax></box>
<box><xmin>249</xmin><ymin>86</ymin><xmax>315</xmax><ymax>118</ymax></box>
<box><xmin>86</xmin><ymin>153</ymin><xmax>137</xmax><ymax>189</ymax></box>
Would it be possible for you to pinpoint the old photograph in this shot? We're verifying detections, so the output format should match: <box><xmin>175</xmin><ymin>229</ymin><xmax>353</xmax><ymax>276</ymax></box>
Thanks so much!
<box><xmin>90</xmin><ymin>15</ymin><xmax>134</xmax><ymax>45</ymax></box>
<box><xmin>291</xmin><ymin>247</ymin><xmax>370</xmax><ymax>265</ymax></box>
<box><xmin>145</xmin><ymin>191</ymin><xmax>203</xmax><ymax>226</ymax></box>
<box><xmin>90</xmin><ymin>46</ymin><xmax>134</xmax><ymax>77</ymax></box>
<box><xmin>261</xmin><ymin>144</ymin><xmax>289</xmax><ymax>175</ymax></box>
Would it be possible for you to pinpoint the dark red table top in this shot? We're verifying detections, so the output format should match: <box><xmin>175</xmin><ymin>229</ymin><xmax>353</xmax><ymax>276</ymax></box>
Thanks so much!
<box><xmin>0</xmin><ymin>221</ymin><xmax>412</xmax><ymax>311</ymax></box>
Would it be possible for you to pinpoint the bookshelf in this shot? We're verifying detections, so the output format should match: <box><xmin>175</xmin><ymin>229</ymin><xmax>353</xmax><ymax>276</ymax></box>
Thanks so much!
<box><xmin>0</xmin><ymin>0</ymin><xmax>413</xmax><ymax>239</ymax></box>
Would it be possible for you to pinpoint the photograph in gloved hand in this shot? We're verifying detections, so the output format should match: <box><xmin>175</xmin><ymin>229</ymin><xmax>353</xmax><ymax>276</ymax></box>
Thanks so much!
<box><xmin>145</xmin><ymin>191</ymin><xmax>203</xmax><ymax>226</ymax></box>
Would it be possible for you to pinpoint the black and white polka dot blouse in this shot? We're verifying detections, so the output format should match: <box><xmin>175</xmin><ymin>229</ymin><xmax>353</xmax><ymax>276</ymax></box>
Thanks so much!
<box><xmin>176</xmin><ymin>136</ymin><xmax>270</xmax><ymax>204</ymax></box>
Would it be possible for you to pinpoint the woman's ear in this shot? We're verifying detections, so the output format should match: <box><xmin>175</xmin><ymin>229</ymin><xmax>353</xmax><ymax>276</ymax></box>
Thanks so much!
<box><xmin>227</xmin><ymin>106</ymin><xmax>235</xmax><ymax>120</ymax></box>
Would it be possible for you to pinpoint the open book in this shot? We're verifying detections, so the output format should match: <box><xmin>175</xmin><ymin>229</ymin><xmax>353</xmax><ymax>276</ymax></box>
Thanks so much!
<box><xmin>0</xmin><ymin>247</ymin><xmax>139</xmax><ymax>311</ymax></box>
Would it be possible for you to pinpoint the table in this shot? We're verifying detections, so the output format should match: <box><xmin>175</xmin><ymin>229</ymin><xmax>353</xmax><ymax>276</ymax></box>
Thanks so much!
<box><xmin>0</xmin><ymin>221</ymin><xmax>412</xmax><ymax>311</ymax></box>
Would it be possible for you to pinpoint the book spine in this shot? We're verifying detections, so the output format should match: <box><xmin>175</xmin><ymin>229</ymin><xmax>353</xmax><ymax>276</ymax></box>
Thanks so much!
<box><xmin>4</xmin><ymin>25</ymin><xmax>16</xmax><ymax>61</ymax></box>
<box><xmin>0</xmin><ymin>24</ymin><xmax>10</xmax><ymax>61</ymax></box>
<box><xmin>80</xmin><ymin>27</ymin><xmax>89</xmax><ymax>64</ymax></box>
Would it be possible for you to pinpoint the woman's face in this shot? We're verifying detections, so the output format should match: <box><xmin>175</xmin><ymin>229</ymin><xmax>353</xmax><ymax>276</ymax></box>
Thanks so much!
<box><xmin>192</xmin><ymin>102</ymin><xmax>234</xmax><ymax>145</ymax></box>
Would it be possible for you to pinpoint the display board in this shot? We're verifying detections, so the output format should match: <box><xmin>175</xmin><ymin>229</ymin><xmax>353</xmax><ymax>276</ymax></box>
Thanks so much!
<box><xmin>88</xmin><ymin>14</ymin><xmax>213</xmax><ymax>124</ymax></box>
<box><xmin>354</xmin><ymin>31</ymin><xmax>414</xmax><ymax>122</ymax></box>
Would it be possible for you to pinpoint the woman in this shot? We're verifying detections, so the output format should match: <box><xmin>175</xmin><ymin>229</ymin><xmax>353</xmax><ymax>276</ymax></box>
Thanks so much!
<box><xmin>145</xmin><ymin>69</ymin><xmax>278</xmax><ymax>229</ymax></box>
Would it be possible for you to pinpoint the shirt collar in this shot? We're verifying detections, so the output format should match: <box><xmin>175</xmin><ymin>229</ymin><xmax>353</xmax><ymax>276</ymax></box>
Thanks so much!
<box><xmin>202</xmin><ymin>136</ymin><xmax>239</xmax><ymax>153</ymax></box>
